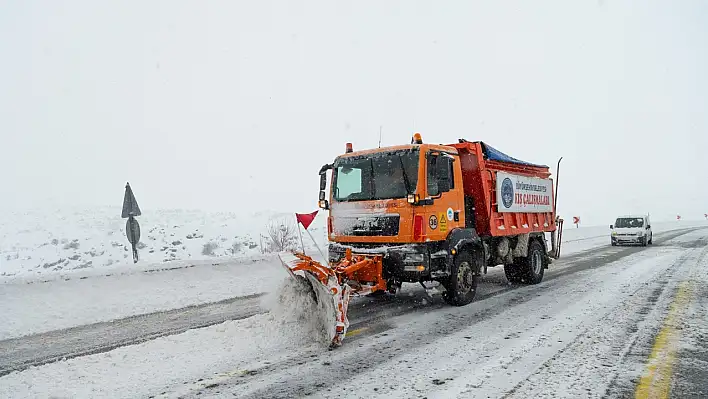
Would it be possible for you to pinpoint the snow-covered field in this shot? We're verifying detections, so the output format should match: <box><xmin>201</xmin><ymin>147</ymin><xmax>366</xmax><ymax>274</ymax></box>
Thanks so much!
<box><xmin>0</xmin><ymin>207</ymin><xmax>329</xmax><ymax>340</ymax></box>
<box><xmin>0</xmin><ymin>206</ymin><xmax>328</xmax><ymax>279</ymax></box>
<box><xmin>2</xmin><ymin>206</ymin><xmax>703</xmax><ymax>281</ymax></box>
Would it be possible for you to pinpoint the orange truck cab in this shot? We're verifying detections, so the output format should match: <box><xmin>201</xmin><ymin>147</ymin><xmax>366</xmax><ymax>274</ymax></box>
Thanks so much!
<box><xmin>317</xmin><ymin>133</ymin><xmax>562</xmax><ymax>306</ymax></box>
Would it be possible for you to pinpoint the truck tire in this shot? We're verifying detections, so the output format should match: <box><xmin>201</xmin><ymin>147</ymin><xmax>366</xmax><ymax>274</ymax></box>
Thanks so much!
<box><xmin>641</xmin><ymin>236</ymin><xmax>648</xmax><ymax>247</ymax></box>
<box><xmin>504</xmin><ymin>262</ymin><xmax>523</xmax><ymax>283</ymax></box>
<box><xmin>442</xmin><ymin>249</ymin><xmax>481</xmax><ymax>306</ymax></box>
<box><xmin>648</xmin><ymin>234</ymin><xmax>653</xmax><ymax>245</ymax></box>
<box><xmin>520</xmin><ymin>240</ymin><xmax>545</xmax><ymax>284</ymax></box>
<box><xmin>367</xmin><ymin>290</ymin><xmax>387</xmax><ymax>298</ymax></box>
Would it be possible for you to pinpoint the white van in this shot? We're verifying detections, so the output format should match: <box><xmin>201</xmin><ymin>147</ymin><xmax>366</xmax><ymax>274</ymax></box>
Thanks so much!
<box><xmin>610</xmin><ymin>215</ymin><xmax>653</xmax><ymax>247</ymax></box>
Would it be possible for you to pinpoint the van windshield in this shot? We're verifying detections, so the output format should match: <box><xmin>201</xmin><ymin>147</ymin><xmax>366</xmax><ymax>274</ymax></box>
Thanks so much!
<box><xmin>615</xmin><ymin>218</ymin><xmax>644</xmax><ymax>228</ymax></box>
<box><xmin>333</xmin><ymin>150</ymin><xmax>419</xmax><ymax>201</ymax></box>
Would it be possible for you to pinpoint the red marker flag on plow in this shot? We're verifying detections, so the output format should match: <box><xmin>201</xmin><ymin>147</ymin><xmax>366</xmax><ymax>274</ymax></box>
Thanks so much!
<box><xmin>296</xmin><ymin>210</ymin><xmax>319</xmax><ymax>230</ymax></box>
<box><xmin>295</xmin><ymin>210</ymin><xmax>327</xmax><ymax>262</ymax></box>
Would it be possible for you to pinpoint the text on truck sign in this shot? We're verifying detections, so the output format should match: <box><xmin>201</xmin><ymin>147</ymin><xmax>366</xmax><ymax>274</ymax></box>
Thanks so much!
<box><xmin>496</xmin><ymin>171</ymin><xmax>553</xmax><ymax>213</ymax></box>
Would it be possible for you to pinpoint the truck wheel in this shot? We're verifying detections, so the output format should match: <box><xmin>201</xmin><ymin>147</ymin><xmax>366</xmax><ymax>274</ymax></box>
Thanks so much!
<box><xmin>520</xmin><ymin>240</ymin><xmax>545</xmax><ymax>284</ymax></box>
<box><xmin>648</xmin><ymin>234</ymin><xmax>653</xmax><ymax>245</ymax></box>
<box><xmin>641</xmin><ymin>236</ymin><xmax>648</xmax><ymax>247</ymax></box>
<box><xmin>442</xmin><ymin>250</ymin><xmax>480</xmax><ymax>306</ymax></box>
<box><xmin>504</xmin><ymin>262</ymin><xmax>522</xmax><ymax>283</ymax></box>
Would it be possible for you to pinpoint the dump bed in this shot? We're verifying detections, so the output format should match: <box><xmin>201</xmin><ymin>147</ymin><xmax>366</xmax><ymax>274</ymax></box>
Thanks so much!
<box><xmin>450</xmin><ymin>140</ymin><xmax>556</xmax><ymax>237</ymax></box>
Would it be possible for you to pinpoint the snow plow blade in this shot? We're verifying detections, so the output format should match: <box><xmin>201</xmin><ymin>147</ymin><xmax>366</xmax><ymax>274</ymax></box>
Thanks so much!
<box><xmin>277</xmin><ymin>249</ymin><xmax>386</xmax><ymax>348</ymax></box>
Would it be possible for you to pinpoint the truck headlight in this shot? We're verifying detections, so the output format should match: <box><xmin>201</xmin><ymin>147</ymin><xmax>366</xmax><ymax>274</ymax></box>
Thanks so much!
<box><xmin>637</xmin><ymin>231</ymin><xmax>644</xmax><ymax>236</ymax></box>
<box><xmin>405</xmin><ymin>253</ymin><xmax>425</xmax><ymax>263</ymax></box>
<box><xmin>612</xmin><ymin>232</ymin><xmax>617</xmax><ymax>236</ymax></box>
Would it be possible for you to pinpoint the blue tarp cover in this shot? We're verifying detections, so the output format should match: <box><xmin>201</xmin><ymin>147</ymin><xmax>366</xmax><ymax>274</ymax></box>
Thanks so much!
<box><xmin>479</xmin><ymin>141</ymin><xmax>548</xmax><ymax>168</ymax></box>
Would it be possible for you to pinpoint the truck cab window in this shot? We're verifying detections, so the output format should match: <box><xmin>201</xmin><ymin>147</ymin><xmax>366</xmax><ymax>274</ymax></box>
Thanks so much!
<box><xmin>335</xmin><ymin>166</ymin><xmax>363</xmax><ymax>199</ymax></box>
<box><xmin>333</xmin><ymin>150</ymin><xmax>418</xmax><ymax>201</ymax></box>
<box><xmin>427</xmin><ymin>156</ymin><xmax>439</xmax><ymax>196</ymax></box>
<box><xmin>427</xmin><ymin>154</ymin><xmax>454</xmax><ymax>196</ymax></box>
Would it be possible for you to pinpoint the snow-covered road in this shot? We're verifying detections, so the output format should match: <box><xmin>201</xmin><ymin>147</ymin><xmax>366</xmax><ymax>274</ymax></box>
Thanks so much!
<box><xmin>0</xmin><ymin>227</ymin><xmax>698</xmax><ymax>377</ymax></box>
<box><xmin>2</xmin><ymin>226</ymin><xmax>707</xmax><ymax>398</ymax></box>
<box><xmin>2</xmin><ymin>222</ymin><xmax>701</xmax><ymax>342</ymax></box>
<box><xmin>0</xmin><ymin>256</ymin><xmax>285</xmax><ymax>340</ymax></box>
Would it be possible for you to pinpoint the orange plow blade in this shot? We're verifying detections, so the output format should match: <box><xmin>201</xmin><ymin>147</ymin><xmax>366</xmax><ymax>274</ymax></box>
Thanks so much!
<box><xmin>278</xmin><ymin>250</ymin><xmax>386</xmax><ymax>348</ymax></box>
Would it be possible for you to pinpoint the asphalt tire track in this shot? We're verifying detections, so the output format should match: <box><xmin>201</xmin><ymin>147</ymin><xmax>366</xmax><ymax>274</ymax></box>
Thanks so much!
<box><xmin>0</xmin><ymin>294</ymin><xmax>264</xmax><ymax>377</ymax></box>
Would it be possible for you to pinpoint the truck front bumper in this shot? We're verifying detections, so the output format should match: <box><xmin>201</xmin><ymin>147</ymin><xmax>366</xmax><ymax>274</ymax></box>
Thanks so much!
<box><xmin>328</xmin><ymin>242</ymin><xmax>446</xmax><ymax>282</ymax></box>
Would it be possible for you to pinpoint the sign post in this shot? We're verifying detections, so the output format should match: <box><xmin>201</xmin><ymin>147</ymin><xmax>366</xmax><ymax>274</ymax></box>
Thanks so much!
<box><xmin>121</xmin><ymin>182</ymin><xmax>142</xmax><ymax>263</ymax></box>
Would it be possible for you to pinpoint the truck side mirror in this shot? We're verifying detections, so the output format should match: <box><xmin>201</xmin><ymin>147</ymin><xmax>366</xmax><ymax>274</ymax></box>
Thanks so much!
<box><xmin>609</xmin><ymin>225</ymin><xmax>614</xmax><ymax>229</ymax></box>
<box><xmin>318</xmin><ymin>163</ymin><xmax>332</xmax><ymax>190</ymax></box>
<box><xmin>319</xmin><ymin>173</ymin><xmax>327</xmax><ymax>191</ymax></box>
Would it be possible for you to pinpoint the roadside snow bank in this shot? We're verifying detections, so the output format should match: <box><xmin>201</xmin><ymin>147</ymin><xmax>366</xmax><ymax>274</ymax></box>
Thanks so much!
<box><xmin>0</xmin><ymin>280</ymin><xmax>330</xmax><ymax>399</ymax></box>
<box><xmin>0</xmin><ymin>255</ymin><xmax>289</xmax><ymax>340</ymax></box>
<box><xmin>0</xmin><ymin>312</ymin><xmax>318</xmax><ymax>399</ymax></box>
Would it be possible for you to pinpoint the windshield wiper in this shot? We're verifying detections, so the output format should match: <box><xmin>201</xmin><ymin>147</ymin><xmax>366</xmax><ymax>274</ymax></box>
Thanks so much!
<box><xmin>398</xmin><ymin>155</ymin><xmax>412</xmax><ymax>194</ymax></box>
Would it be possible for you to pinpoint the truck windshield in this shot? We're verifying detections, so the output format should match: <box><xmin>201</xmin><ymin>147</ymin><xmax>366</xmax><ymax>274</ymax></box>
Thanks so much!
<box><xmin>615</xmin><ymin>218</ymin><xmax>644</xmax><ymax>228</ymax></box>
<box><xmin>333</xmin><ymin>150</ymin><xmax>419</xmax><ymax>201</ymax></box>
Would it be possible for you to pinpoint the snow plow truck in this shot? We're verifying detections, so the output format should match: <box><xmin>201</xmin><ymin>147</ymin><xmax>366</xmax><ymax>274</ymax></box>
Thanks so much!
<box><xmin>279</xmin><ymin>133</ymin><xmax>564</xmax><ymax>347</ymax></box>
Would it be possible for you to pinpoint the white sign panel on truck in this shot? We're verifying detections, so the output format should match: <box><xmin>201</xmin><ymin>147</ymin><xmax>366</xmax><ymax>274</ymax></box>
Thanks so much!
<box><xmin>496</xmin><ymin>171</ymin><xmax>553</xmax><ymax>213</ymax></box>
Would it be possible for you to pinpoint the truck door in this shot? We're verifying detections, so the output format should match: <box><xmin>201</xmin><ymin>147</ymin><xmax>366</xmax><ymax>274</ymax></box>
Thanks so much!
<box><xmin>423</xmin><ymin>151</ymin><xmax>465</xmax><ymax>241</ymax></box>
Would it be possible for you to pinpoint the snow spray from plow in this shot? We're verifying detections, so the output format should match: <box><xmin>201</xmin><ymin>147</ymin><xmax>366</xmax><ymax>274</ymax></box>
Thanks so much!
<box><xmin>278</xmin><ymin>253</ymin><xmax>348</xmax><ymax>347</ymax></box>
<box><xmin>277</xmin><ymin>210</ymin><xmax>390</xmax><ymax>348</ymax></box>
<box><xmin>278</xmin><ymin>250</ymin><xmax>385</xmax><ymax>348</ymax></box>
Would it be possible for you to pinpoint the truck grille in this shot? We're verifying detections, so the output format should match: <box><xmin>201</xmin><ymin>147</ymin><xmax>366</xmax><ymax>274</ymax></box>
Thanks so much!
<box><xmin>336</xmin><ymin>215</ymin><xmax>400</xmax><ymax>236</ymax></box>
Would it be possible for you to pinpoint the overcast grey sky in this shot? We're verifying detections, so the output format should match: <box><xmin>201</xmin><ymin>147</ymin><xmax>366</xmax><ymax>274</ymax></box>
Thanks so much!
<box><xmin>1</xmin><ymin>1</ymin><xmax>706</xmax><ymax>224</ymax></box>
